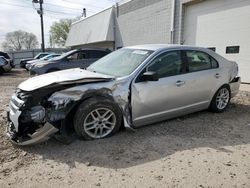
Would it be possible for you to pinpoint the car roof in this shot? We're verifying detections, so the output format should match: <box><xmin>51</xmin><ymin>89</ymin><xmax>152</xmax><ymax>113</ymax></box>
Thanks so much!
<box><xmin>125</xmin><ymin>44</ymin><xmax>208</xmax><ymax>52</ymax></box>
<box><xmin>77</xmin><ymin>48</ymin><xmax>111</xmax><ymax>52</ymax></box>
<box><xmin>37</xmin><ymin>52</ymin><xmax>50</xmax><ymax>55</ymax></box>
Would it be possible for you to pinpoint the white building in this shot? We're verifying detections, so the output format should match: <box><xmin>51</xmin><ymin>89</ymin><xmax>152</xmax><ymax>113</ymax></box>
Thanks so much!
<box><xmin>66</xmin><ymin>0</ymin><xmax>250</xmax><ymax>82</ymax></box>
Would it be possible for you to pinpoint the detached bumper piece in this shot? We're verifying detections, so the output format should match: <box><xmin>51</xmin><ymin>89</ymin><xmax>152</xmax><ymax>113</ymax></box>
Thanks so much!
<box><xmin>230</xmin><ymin>77</ymin><xmax>241</xmax><ymax>98</ymax></box>
<box><xmin>7</xmin><ymin>121</ymin><xmax>58</xmax><ymax>146</ymax></box>
<box><xmin>7</xmin><ymin>93</ymin><xmax>59</xmax><ymax>146</ymax></box>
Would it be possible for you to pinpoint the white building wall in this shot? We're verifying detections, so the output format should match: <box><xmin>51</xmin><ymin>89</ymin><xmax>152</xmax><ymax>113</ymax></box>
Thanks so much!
<box><xmin>115</xmin><ymin>0</ymin><xmax>173</xmax><ymax>48</ymax></box>
<box><xmin>173</xmin><ymin>0</ymin><xmax>198</xmax><ymax>44</ymax></box>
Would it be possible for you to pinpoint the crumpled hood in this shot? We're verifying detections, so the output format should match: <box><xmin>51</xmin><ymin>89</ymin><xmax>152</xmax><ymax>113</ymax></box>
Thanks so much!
<box><xmin>18</xmin><ymin>68</ymin><xmax>114</xmax><ymax>91</ymax></box>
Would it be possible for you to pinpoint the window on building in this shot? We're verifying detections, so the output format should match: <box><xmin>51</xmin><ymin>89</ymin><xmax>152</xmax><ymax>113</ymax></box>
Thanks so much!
<box><xmin>207</xmin><ymin>47</ymin><xmax>216</xmax><ymax>52</ymax></box>
<box><xmin>226</xmin><ymin>46</ymin><xmax>240</xmax><ymax>54</ymax></box>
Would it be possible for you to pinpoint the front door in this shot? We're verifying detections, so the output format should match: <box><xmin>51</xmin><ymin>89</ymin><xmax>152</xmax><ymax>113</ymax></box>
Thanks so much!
<box><xmin>131</xmin><ymin>50</ymin><xmax>189</xmax><ymax>127</ymax></box>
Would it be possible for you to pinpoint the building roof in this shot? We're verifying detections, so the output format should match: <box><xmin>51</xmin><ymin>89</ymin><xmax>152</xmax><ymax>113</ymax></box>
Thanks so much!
<box><xmin>65</xmin><ymin>7</ymin><xmax>114</xmax><ymax>47</ymax></box>
<box><xmin>125</xmin><ymin>44</ymin><xmax>208</xmax><ymax>51</ymax></box>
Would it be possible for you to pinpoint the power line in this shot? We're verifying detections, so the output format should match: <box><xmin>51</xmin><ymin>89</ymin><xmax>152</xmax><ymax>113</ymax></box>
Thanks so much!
<box><xmin>44</xmin><ymin>2</ymin><xmax>83</xmax><ymax>11</ymax></box>
<box><xmin>43</xmin><ymin>9</ymin><xmax>81</xmax><ymax>16</ymax></box>
<box><xmin>59</xmin><ymin>0</ymin><xmax>104</xmax><ymax>9</ymax></box>
<box><xmin>43</xmin><ymin>3</ymin><xmax>98</xmax><ymax>13</ymax></box>
<box><xmin>1</xmin><ymin>2</ymin><xmax>32</xmax><ymax>9</ymax></box>
<box><xmin>0</xmin><ymin>1</ymin><xmax>90</xmax><ymax>15</ymax></box>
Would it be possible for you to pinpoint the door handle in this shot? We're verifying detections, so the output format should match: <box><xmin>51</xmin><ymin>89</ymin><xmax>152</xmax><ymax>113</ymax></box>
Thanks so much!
<box><xmin>215</xmin><ymin>73</ymin><xmax>221</xmax><ymax>78</ymax></box>
<box><xmin>176</xmin><ymin>80</ymin><xmax>185</xmax><ymax>87</ymax></box>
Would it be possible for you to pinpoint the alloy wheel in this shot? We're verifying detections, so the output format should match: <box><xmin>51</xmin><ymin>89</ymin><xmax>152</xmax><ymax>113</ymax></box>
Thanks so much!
<box><xmin>83</xmin><ymin>108</ymin><xmax>116</xmax><ymax>139</ymax></box>
<box><xmin>216</xmin><ymin>88</ymin><xmax>230</xmax><ymax>110</ymax></box>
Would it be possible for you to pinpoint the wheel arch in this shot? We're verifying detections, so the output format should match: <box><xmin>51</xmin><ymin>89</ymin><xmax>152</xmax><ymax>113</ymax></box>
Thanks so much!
<box><xmin>64</xmin><ymin>89</ymin><xmax>125</xmax><ymax>130</ymax></box>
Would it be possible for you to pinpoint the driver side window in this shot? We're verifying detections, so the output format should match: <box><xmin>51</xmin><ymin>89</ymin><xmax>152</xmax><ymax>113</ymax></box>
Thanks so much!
<box><xmin>67</xmin><ymin>52</ymin><xmax>87</xmax><ymax>62</ymax></box>
<box><xmin>147</xmin><ymin>51</ymin><xmax>184</xmax><ymax>78</ymax></box>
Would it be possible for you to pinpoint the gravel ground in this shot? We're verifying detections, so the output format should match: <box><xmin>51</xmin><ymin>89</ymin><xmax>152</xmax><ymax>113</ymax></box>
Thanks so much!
<box><xmin>0</xmin><ymin>69</ymin><xmax>250</xmax><ymax>188</ymax></box>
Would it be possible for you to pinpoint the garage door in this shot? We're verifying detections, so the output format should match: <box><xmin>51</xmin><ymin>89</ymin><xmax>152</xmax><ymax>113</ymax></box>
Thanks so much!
<box><xmin>183</xmin><ymin>0</ymin><xmax>250</xmax><ymax>83</ymax></box>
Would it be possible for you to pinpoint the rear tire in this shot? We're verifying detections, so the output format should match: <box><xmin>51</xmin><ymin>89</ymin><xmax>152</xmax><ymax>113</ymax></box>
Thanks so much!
<box><xmin>209</xmin><ymin>85</ymin><xmax>231</xmax><ymax>113</ymax></box>
<box><xmin>74</xmin><ymin>97</ymin><xmax>122</xmax><ymax>140</ymax></box>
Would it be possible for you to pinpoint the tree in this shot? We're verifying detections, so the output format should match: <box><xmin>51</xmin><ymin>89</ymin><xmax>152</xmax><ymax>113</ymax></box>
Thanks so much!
<box><xmin>2</xmin><ymin>30</ymin><xmax>38</xmax><ymax>51</ymax></box>
<box><xmin>49</xmin><ymin>19</ymin><xmax>73</xmax><ymax>47</ymax></box>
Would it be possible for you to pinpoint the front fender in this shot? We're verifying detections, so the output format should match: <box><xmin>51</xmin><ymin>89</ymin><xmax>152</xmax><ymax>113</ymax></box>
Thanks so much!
<box><xmin>48</xmin><ymin>80</ymin><xmax>134</xmax><ymax>130</ymax></box>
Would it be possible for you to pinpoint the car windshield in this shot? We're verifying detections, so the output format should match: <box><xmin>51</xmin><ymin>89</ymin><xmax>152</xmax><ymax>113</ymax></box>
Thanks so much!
<box><xmin>34</xmin><ymin>53</ymin><xmax>48</xmax><ymax>59</ymax></box>
<box><xmin>42</xmin><ymin>54</ymin><xmax>60</xmax><ymax>60</ymax></box>
<box><xmin>87</xmin><ymin>48</ymin><xmax>153</xmax><ymax>77</ymax></box>
<box><xmin>52</xmin><ymin>50</ymin><xmax>77</xmax><ymax>61</ymax></box>
<box><xmin>40</xmin><ymin>54</ymin><xmax>52</xmax><ymax>60</ymax></box>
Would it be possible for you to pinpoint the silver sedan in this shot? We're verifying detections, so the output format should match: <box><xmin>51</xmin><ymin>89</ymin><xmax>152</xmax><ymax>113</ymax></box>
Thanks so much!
<box><xmin>7</xmin><ymin>44</ymin><xmax>241</xmax><ymax>145</ymax></box>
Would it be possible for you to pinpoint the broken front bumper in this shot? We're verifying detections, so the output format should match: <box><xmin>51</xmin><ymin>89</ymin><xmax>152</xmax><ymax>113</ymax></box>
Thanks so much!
<box><xmin>6</xmin><ymin>94</ymin><xmax>59</xmax><ymax>146</ymax></box>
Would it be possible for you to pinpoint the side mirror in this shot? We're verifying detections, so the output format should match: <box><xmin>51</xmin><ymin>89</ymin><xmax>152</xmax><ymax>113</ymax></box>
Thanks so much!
<box><xmin>142</xmin><ymin>71</ymin><xmax>159</xmax><ymax>81</ymax></box>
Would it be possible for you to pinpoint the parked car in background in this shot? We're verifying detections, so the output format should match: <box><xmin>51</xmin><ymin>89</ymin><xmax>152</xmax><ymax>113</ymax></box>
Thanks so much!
<box><xmin>25</xmin><ymin>54</ymin><xmax>61</xmax><ymax>70</ymax></box>
<box><xmin>0</xmin><ymin>56</ymin><xmax>12</xmax><ymax>73</ymax></box>
<box><xmin>7</xmin><ymin>44</ymin><xmax>240</xmax><ymax>145</ymax></box>
<box><xmin>0</xmin><ymin>56</ymin><xmax>8</xmax><ymax>74</ymax></box>
<box><xmin>20</xmin><ymin>52</ymin><xmax>51</xmax><ymax>68</ymax></box>
<box><xmin>29</xmin><ymin>48</ymin><xmax>111</xmax><ymax>75</ymax></box>
<box><xmin>0</xmin><ymin>51</ymin><xmax>14</xmax><ymax>68</ymax></box>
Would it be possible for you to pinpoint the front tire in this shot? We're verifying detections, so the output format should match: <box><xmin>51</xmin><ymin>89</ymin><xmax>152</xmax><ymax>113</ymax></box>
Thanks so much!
<box><xmin>74</xmin><ymin>97</ymin><xmax>122</xmax><ymax>140</ymax></box>
<box><xmin>209</xmin><ymin>85</ymin><xmax>231</xmax><ymax>113</ymax></box>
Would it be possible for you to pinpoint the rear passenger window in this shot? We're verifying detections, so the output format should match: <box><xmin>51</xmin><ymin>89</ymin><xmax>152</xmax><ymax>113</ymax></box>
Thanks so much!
<box><xmin>186</xmin><ymin>51</ymin><xmax>218</xmax><ymax>72</ymax></box>
<box><xmin>211</xmin><ymin>57</ymin><xmax>219</xmax><ymax>68</ymax></box>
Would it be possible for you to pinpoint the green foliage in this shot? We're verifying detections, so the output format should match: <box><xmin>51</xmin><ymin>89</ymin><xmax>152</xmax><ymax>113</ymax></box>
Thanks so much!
<box><xmin>49</xmin><ymin>19</ymin><xmax>74</xmax><ymax>47</ymax></box>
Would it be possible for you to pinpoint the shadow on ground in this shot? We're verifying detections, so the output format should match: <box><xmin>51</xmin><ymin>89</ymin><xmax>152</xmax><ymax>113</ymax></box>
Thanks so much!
<box><xmin>22</xmin><ymin>92</ymin><xmax>250</xmax><ymax>169</ymax></box>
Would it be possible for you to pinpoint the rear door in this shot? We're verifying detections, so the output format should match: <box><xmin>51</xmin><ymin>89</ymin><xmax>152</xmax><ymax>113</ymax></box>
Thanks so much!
<box><xmin>181</xmin><ymin>50</ymin><xmax>222</xmax><ymax>105</ymax></box>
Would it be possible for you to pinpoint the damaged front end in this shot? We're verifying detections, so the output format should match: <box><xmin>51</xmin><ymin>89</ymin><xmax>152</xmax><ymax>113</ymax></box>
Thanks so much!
<box><xmin>6</xmin><ymin>78</ymin><xmax>131</xmax><ymax>146</ymax></box>
<box><xmin>6</xmin><ymin>67</ymin><xmax>134</xmax><ymax>145</ymax></box>
<box><xmin>6</xmin><ymin>87</ymin><xmax>78</xmax><ymax>145</ymax></box>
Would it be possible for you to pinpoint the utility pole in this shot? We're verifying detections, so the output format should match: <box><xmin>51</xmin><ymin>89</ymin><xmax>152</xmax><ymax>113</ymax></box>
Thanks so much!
<box><xmin>33</xmin><ymin>0</ymin><xmax>45</xmax><ymax>52</ymax></box>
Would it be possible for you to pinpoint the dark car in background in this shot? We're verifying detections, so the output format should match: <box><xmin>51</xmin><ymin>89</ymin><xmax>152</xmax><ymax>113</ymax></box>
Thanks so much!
<box><xmin>0</xmin><ymin>56</ymin><xmax>12</xmax><ymax>73</ymax></box>
<box><xmin>0</xmin><ymin>56</ymin><xmax>8</xmax><ymax>74</ymax></box>
<box><xmin>20</xmin><ymin>52</ymin><xmax>51</xmax><ymax>68</ymax></box>
<box><xmin>30</xmin><ymin>48</ymin><xmax>111</xmax><ymax>75</ymax></box>
<box><xmin>25</xmin><ymin>54</ymin><xmax>61</xmax><ymax>70</ymax></box>
<box><xmin>0</xmin><ymin>51</ymin><xmax>14</xmax><ymax>68</ymax></box>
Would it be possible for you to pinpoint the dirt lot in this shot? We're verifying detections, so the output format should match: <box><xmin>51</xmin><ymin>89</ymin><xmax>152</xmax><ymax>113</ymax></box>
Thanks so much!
<box><xmin>0</xmin><ymin>69</ymin><xmax>250</xmax><ymax>188</ymax></box>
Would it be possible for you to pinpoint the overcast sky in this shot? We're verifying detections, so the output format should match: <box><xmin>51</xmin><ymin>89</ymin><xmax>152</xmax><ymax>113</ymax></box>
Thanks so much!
<box><xmin>0</xmin><ymin>0</ymin><xmax>119</xmax><ymax>50</ymax></box>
